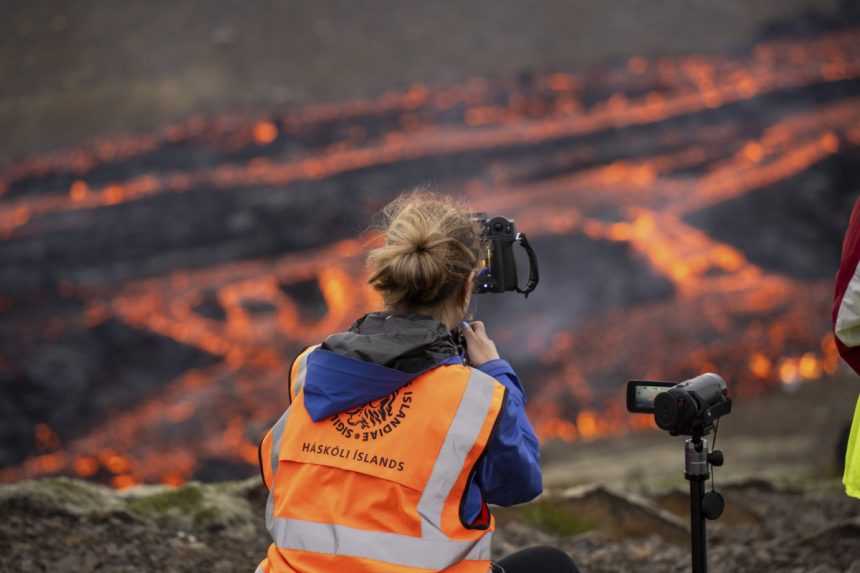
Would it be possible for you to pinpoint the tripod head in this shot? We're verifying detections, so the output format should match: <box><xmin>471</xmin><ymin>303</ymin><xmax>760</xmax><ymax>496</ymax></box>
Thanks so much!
<box><xmin>685</xmin><ymin>434</ymin><xmax>726</xmax><ymax>520</ymax></box>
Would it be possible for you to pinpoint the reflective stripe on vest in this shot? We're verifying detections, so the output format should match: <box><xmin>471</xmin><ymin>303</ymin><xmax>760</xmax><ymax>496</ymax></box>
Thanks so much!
<box><xmin>265</xmin><ymin>406</ymin><xmax>291</xmax><ymax>532</ymax></box>
<box><xmin>417</xmin><ymin>369</ymin><xmax>499</xmax><ymax>538</ymax></box>
<box><xmin>264</xmin><ymin>365</ymin><xmax>503</xmax><ymax>571</ymax></box>
<box><xmin>289</xmin><ymin>345</ymin><xmax>317</xmax><ymax>402</ymax></box>
<box><xmin>844</xmin><ymin>394</ymin><xmax>860</xmax><ymax>498</ymax></box>
<box><xmin>268</xmin><ymin>517</ymin><xmax>492</xmax><ymax>570</ymax></box>
<box><xmin>264</xmin><ymin>346</ymin><xmax>315</xmax><ymax>528</ymax></box>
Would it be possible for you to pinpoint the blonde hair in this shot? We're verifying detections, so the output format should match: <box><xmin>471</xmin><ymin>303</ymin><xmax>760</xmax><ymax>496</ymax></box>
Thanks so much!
<box><xmin>368</xmin><ymin>191</ymin><xmax>481</xmax><ymax>312</ymax></box>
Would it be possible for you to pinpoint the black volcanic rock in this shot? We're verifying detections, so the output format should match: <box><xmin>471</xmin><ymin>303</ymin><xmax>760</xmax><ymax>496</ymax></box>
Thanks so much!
<box><xmin>192</xmin><ymin>290</ymin><xmax>228</xmax><ymax>322</ymax></box>
<box><xmin>0</xmin><ymin>181</ymin><xmax>366</xmax><ymax>295</ymax></box>
<box><xmin>191</xmin><ymin>458</ymin><xmax>258</xmax><ymax>482</ymax></box>
<box><xmin>279</xmin><ymin>278</ymin><xmax>328</xmax><ymax>323</ymax></box>
<box><xmin>477</xmin><ymin>232</ymin><xmax>675</xmax><ymax>360</ymax></box>
<box><xmin>685</xmin><ymin>148</ymin><xmax>860</xmax><ymax>280</ymax></box>
<box><xmin>0</xmin><ymin>319</ymin><xmax>218</xmax><ymax>467</ymax></box>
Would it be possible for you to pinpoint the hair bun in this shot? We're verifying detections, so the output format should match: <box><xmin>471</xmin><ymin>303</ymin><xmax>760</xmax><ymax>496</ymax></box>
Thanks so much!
<box><xmin>368</xmin><ymin>191</ymin><xmax>480</xmax><ymax>308</ymax></box>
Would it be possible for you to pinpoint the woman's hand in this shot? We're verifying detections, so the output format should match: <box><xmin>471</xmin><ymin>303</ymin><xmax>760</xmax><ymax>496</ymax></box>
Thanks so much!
<box><xmin>461</xmin><ymin>321</ymin><xmax>501</xmax><ymax>367</ymax></box>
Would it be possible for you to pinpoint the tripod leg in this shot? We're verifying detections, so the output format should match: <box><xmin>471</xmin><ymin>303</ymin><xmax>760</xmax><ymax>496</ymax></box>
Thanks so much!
<box><xmin>690</xmin><ymin>477</ymin><xmax>707</xmax><ymax>573</ymax></box>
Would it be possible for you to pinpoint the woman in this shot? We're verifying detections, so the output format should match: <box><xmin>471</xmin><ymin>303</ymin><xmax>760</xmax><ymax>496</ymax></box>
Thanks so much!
<box><xmin>257</xmin><ymin>191</ymin><xmax>579</xmax><ymax>572</ymax></box>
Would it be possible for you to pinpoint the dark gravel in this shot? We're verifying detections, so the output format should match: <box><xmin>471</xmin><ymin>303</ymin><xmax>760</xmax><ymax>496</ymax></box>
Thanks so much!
<box><xmin>1</xmin><ymin>477</ymin><xmax>858</xmax><ymax>573</ymax></box>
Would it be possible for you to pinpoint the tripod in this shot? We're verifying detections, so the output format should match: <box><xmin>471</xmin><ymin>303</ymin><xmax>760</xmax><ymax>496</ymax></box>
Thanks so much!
<box><xmin>684</xmin><ymin>432</ymin><xmax>725</xmax><ymax>573</ymax></box>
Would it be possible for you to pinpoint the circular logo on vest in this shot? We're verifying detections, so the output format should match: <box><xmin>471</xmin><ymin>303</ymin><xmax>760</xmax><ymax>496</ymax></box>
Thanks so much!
<box><xmin>330</xmin><ymin>388</ymin><xmax>414</xmax><ymax>441</ymax></box>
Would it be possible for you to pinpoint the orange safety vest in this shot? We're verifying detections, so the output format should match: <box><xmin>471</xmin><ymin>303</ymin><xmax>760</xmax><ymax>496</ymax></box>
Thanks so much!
<box><xmin>257</xmin><ymin>345</ymin><xmax>506</xmax><ymax>573</ymax></box>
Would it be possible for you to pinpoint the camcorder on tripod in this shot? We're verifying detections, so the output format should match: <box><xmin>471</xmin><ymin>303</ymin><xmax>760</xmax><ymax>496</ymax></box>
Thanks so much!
<box><xmin>627</xmin><ymin>374</ymin><xmax>733</xmax><ymax>573</ymax></box>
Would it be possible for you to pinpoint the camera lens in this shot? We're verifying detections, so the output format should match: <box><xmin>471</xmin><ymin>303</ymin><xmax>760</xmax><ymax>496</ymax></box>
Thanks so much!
<box><xmin>654</xmin><ymin>391</ymin><xmax>679</xmax><ymax>430</ymax></box>
<box><xmin>655</xmin><ymin>389</ymin><xmax>698</xmax><ymax>434</ymax></box>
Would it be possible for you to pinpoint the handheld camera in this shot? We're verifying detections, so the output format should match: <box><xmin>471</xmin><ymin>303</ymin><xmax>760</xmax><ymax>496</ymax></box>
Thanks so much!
<box><xmin>472</xmin><ymin>215</ymin><xmax>539</xmax><ymax>297</ymax></box>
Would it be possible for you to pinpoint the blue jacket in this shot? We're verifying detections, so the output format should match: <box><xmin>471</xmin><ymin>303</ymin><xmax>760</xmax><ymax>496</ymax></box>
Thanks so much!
<box><xmin>299</xmin><ymin>314</ymin><xmax>542</xmax><ymax>523</ymax></box>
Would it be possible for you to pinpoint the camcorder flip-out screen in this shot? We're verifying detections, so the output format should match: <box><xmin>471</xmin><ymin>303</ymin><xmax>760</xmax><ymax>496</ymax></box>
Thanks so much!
<box><xmin>626</xmin><ymin>381</ymin><xmax>676</xmax><ymax>414</ymax></box>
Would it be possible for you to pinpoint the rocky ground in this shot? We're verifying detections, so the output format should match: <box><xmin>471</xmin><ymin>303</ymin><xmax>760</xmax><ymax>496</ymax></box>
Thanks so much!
<box><xmin>499</xmin><ymin>480</ymin><xmax>860</xmax><ymax>573</ymax></box>
<box><xmin>3</xmin><ymin>372</ymin><xmax>860</xmax><ymax>572</ymax></box>
<box><xmin>1</xmin><ymin>473</ymin><xmax>858</xmax><ymax>572</ymax></box>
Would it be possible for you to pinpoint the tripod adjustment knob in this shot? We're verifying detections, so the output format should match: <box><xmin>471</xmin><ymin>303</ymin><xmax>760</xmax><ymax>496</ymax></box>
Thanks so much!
<box><xmin>707</xmin><ymin>450</ymin><xmax>724</xmax><ymax>467</ymax></box>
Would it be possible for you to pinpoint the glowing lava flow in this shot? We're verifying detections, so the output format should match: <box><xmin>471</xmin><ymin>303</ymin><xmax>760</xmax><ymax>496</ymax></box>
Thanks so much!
<box><xmin>1</xmin><ymin>28</ymin><xmax>859</xmax><ymax>487</ymax></box>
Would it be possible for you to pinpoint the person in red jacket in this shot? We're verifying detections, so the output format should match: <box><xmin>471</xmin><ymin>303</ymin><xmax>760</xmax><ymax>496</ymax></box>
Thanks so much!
<box><xmin>832</xmin><ymin>198</ymin><xmax>860</xmax><ymax>497</ymax></box>
<box><xmin>834</xmin><ymin>200</ymin><xmax>860</xmax><ymax>371</ymax></box>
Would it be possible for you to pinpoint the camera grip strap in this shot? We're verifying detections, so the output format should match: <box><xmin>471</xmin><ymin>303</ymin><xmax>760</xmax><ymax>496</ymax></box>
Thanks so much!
<box><xmin>514</xmin><ymin>233</ymin><xmax>539</xmax><ymax>298</ymax></box>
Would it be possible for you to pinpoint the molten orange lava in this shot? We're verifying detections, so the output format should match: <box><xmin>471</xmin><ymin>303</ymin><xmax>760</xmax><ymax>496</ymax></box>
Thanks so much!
<box><xmin>1</xmin><ymin>28</ymin><xmax>858</xmax><ymax>484</ymax></box>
